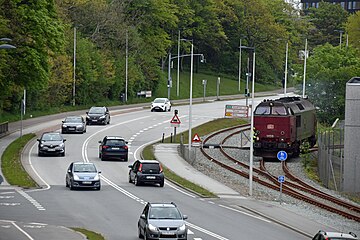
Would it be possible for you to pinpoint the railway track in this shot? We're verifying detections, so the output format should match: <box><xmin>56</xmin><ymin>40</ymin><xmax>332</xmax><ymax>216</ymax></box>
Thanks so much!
<box><xmin>199</xmin><ymin>124</ymin><xmax>360</xmax><ymax>222</ymax></box>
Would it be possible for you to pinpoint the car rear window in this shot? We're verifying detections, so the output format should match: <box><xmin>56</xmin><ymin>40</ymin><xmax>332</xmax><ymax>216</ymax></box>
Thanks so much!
<box><xmin>141</xmin><ymin>163</ymin><xmax>160</xmax><ymax>173</ymax></box>
<box><xmin>105</xmin><ymin>139</ymin><xmax>125</xmax><ymax>146</ymax></box>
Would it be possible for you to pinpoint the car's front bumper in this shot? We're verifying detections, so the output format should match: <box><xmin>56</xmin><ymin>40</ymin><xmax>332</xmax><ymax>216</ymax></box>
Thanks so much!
<box><xmin>146</xmin><ymin>229</ymin><xmax>187</xmax><ymax>240</ymax></box>
<box><xmin>62</xmin><ymin>126</ymin><xmax>85</xmax><ymax>133</ymax></box>
<box><xmin>39</xmin><ymin>148</ymin><xmax>65</xmax><ymax>155</ymax></box>
<box><xmin>72</xmin><ymin>180</ymin><xmax>100</xmax><ymax>188</ymax></box>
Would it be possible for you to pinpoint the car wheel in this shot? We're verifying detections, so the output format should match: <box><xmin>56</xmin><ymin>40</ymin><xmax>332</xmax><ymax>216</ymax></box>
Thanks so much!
<box><xmin>138</xmin><ymin>225</ymin><xmax>143</xmax><ymax>239</ymax></box>
<box><xmin>61</xmin><ymin>152</ymin><xmax>65</xmax><ymax>157</ymax></box>
<box><xmin>143</xmin><ymin>229</ymin><xmax>148</xmax><ymax>240</ymax></box>
<box><xmin>123</xmin><ymin>155</ymin><xmax>128</xmax><ymax>162</ymax></box>
<box><xmin>135</xmin><ymin>176</ymin><xmax>141</xmax><ymax>186</ymax></box>
<box><xmin>151</xmin><ymin>109</ymin><xmax>154</xmax><ymax>112</ymax></box>
<box><xmin>96</xmin><ymin>185</ymin><xmax>101</xmax><ymax>191</ymax></box>
<box><xmin>101</xmin><ymin>155</ymin><xmax>106</xmax><ymax>161</ymax></box>
<box><xmin>69</xmin><ymin>180</ymin><xmax>74</xmax><ymax>190</ymax></box>
<box><xmin>168</xmin><ymin>106</ymin><xmax>171</xmax><ymax>111</ymax></box>
<box><xmin>159</xmin><ymin>181</ymin><xmax>164</xmax><ymax>187</ymax></box>
<box><xmin>164</xmin><ymin>107</ymin><xmax>167</xmax><ymax>112</ymax></box>
<box><xmin>38</xmin><ymin>152</ymin><xmax>42</xmax><ymax>157</ymax></box>
<box><xmin>128</xmin><ymin>174</ymin><xmax>132</xmax><ymax>183</ymax></box>
<box><xmin>65</xmin><ymin>179</ymin><xmax>69</xmax><ymax>188</ymax></box>
<box><xmin>99</xmin><ymin>152</ymin><xmax>101</xmax><ymax>158</ymax></box>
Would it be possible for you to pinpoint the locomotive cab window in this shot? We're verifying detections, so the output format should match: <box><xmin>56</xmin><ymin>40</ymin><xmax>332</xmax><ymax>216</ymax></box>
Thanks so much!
<box><xmin>255</xmin><ymin>106</ymin><xmax>270</xmax><ymax>115</ymax></box>
<box><xmin>272</xmin><ymin>106</ymin><xmax>287</xmax><ymax>115</ymax></box>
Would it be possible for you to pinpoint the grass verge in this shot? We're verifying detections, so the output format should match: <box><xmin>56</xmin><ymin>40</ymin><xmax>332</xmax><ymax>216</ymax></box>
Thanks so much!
<box><xmin>71</xmin><ymin>228</ymin><xmax>105</xmax><ymax>240</ymax></box>
<box><xmin>142</xmin><ymin>117</ymin><xmax>248</xmax><ymax>198</ymax></box>
<box><xmin>1</xmin><ymin>133</ymin><xmax>38</xmax><ymax>188</ymax></box>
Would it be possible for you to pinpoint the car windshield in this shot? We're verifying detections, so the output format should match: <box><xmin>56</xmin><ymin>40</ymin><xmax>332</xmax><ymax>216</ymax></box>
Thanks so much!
<box><xmin>153</xmin><ymin>99</ymin><xmax>165</xmax><ymax>103</ymax></box>
<box><xmin>42</xmin><ymin>134</ymin><xmax>62</xmax><ymax>141</ymax></box>
<box><xmin>149</xmin><ymin>207</ymin><xmax>182</xmax><ymax>219</ymax></box>
<box><xmin>89</xmin><ymin>107</ymin><xmax>105</xmax><ymax>114</ymax></box>
<box><xmin>74</xmin><ymin>164</ymin><xmax>96</xmax><ymax>172</ymax></box>
<box><xmin>65</xmin><ymin>117</ymin><xmax>82</xmax><ymax>123</ymax></box>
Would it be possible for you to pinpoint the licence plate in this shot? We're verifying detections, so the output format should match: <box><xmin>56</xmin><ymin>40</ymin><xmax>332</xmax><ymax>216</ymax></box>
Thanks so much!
<box><xmin>82</xmin><ymin>181</ymin><xmax>92</xmax><ymax>184</ymax></box>
<box><xmin>48</xmin><ymin>149</ymin><xmax>55</xmax><ymax>151</ymax></box>
<box><xmin>69</xmin><ymin>127</ymin><xmax>75</xmax><ymax>130</ymax></box>
<box><xmin>146</xmin><ymin>176</ymin><xmax>156</xmax><ymax>179</ymax></box>
<box><xmin>112</xmin><ymin>147</ymin><xmax>120</xmax><ymax>150</ymax></box>
<box><xmin>162</xmin><ymin>232</ymin><xmax>173</xmax><ymax>235</ymax></box>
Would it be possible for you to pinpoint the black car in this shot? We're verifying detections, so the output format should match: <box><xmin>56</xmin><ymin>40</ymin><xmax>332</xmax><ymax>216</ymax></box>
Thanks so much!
<box><xmin>86</xmin><ymin>106</ymin><xmax>110</xmax><ymax>125</ymax></box>
<box><xmin>37</xmin><ymin>132</ymin><xmax>66</xmax><ymax>156</ymax></box>
<box><xmin>65</xmin><ymin>162</ymin><xmax>101</xmax><ymax>190</ymax></box>
<box><xmin>128</xmin><ymin>160</ymin><xmax>164</xmax><ymax>187</ymax></box>
<box><xmin>138</xmin><ymin>202</ymin><xmax>188</xmax><ymax>240</ymax></box>
<box><xmin>99</xmin><ymin>136</ymin><xmax>128</xmax><ymax>161</ymax></box>
<box><xmin>61</xmin><ymin>116</ymin><xmax>86</xmax><ymax>134</ymax></box>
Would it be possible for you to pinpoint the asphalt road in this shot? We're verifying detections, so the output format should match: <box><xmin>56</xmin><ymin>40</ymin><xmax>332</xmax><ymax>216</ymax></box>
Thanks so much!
<box><xmin>0</xmin><ymin>89</ymin><xmax>325</xmax><ymax>240</ymax></box>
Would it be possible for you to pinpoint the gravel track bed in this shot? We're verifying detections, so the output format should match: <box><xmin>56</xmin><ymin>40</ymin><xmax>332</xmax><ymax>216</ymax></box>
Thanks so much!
<box><xmin>185</xmin><ymin>130</ymin><xmax>360</xmax><ymax>234</ymax></box>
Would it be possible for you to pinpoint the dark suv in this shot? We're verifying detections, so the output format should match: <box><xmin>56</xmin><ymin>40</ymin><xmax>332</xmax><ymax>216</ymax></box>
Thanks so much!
<box><xmin>99</xmin><ymin>136</ymin><xmax>128</xmax><ymax>161</ymax></box>
<box><xmin>86</xmin><ymin>106</ymin><xmax>110</xmax><ymax>125</ymax></box>
<box><xmin>128</xmin><ymin>160</ymin><xmax>164</xmax><ymax>187</ymax></box>
<box><xmin>312</xmin><ymin>230</ymin><xmax>358</xmax><ymax>240</ymax></box>
<box><xmin>138</xmin><ymin>202</ymin><xmax>188</xmax><ymax>240</ymax></box>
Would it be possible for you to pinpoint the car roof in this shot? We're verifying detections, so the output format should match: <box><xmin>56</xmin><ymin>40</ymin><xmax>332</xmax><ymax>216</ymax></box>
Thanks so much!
<box><xmin>318</xmin><ymin>231</ymin><xmax>358</xmax><ymax>239</ymax></box>
<box><xmin>153</xmin><ymin>98</ymin><xmax>167</xmax><ymax>101</ymax></box>
<box><xmin>42</xmin><ymin>132</ymin><xmax>61</xmax><ymax>135</ymax></box>
<box><xmin>72</xmin><ymin>162</ymin><xmax>95</xmax><ymax>166</ymax></box>
<box><xmin>138</xmin><ymin>159</ymin><xmax>160</xmax><ymax>164</ymax></box>
<box><xmin>65</xmin><ymin>115</ymin><xmax>82</xmax><ymax>118</ymax></box>
<box><xmin>105</xmin><ymin>136</ymin><xmax>125</xmax><ymax>140</ymax></box>
<box><xmin>148</xmin><ymin>202</ymin><xmax>177</xmax><ymax>208</ymax></box>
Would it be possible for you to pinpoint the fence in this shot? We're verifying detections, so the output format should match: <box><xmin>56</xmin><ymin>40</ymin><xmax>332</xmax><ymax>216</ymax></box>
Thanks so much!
<box><xmin>317</xmin><ymin>125</ymin><xmax>344</xmax><ymax>191</ymax></box>
<box><xmin>0</xmin><ymin>121</ymin><xmax>8</xmax><ymax>136</ymax></box>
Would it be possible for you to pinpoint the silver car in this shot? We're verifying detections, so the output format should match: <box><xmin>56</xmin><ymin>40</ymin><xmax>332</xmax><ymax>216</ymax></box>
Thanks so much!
<box><xmin>65</xmin><ymin>162</ymin><xmax>101</xmax><ymax>190</ymax></box>
<box><xmin>61</xmin><ymin>116</ymin><xmax>86</xmax><ymax>134</ymax></box>
<box><xmin>138</xmin><ymin>202</ymin><xmax>188</xmax><ymax>240</ymax></box>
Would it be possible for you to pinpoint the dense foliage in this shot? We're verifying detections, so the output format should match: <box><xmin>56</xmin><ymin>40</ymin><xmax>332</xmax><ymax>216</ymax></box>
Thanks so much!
<box><xmin>0</xmin><ymin>0</ymin><xmax>359</xmax><ymax>123</ymax></box>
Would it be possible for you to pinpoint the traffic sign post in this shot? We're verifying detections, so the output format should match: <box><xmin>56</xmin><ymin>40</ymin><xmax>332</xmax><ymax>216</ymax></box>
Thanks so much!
<box><xmin>278</xmin><ymin>175</ymin><xmax>285</xmax><ymax>205</ymax></box>
<box><xmin>170</xmin><ymin>113</ymin><xmax>181</xmax><ymax>142</ymax></box>
<box><xmin>277</xmin><ymin>150</ymin><xmax>288</xmax><ymax>161</ymax></box>
<box><xmin>191</xmin><ymin>133</ymin><xmax>202</xmax><ymax>147</ymax></box>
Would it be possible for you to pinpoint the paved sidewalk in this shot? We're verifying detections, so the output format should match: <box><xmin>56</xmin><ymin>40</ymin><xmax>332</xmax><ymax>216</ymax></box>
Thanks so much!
<box><xmin>154</xmin><ymin>144</ymin><xmax>242</xmax><ymax>198</ymax></box>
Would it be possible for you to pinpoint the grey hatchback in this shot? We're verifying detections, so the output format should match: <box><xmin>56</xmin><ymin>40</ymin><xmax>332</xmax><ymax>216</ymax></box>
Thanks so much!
<box><xmin>37</xmin><ymin>132</ymin><xmax>66</xmax><ymax>156</ymax></box>
<box><xmin>128</xmin><ymin>160</ymin><xmax>164</xmax><ymax>187</ymax></box>
<box><xmin>138</xmin><ymin>202</ymin><xmax>188</xmax><ymax>240</ymax></box>
<box><xmin>65</xmin><ymin>162</ymin><xmax>101</xmax><ymax>190</ymax></box>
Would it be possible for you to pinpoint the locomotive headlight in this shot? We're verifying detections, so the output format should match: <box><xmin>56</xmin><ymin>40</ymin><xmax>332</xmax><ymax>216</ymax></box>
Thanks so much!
<box><xmin>280</xmin><ymin>138</ymin><xmax>285</xmax><ymax>142</ymax></box>
<box><xmin>280</xmin><ymin>131</ymin><xmax>285</xmax><ymax>135</ymax></box>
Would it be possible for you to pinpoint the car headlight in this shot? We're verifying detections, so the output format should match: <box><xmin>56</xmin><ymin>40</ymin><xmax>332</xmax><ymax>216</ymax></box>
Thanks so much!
<box><xmin>62</xmin><ymin>124</ymin><xmax>67</xmax><ymax>128</ymax></box>
<box><xmin>39</xmin><ymin>144</ymin><xmax>44</xmax><ymax>147</ymax></box>
<box><xmin>99</xmin><ymin>115</ymin><xmax>105</xmax><ymax>119</ymax></box>
<box><xmin>86</xmin><ymin>116</ymin><xmax>90</xmax><ymax>119</ymax></box>
<box><xmin>179</xmin><ymin>223</ymin><xmax>186</xmax><ymax>231</ymax></box>
<box><xmin>148</xmin><ymin>224</ymin><xmax>158</xmax><ymax>232</ymax></box>
<box><xmin>59</xmin><ymin>143</ymin><xmax>65</xmax><ymax>148</ymax></box>
<box><xmin>93</xmin><ymin>174</ymin><xmax>100</xmax><ymax>181</ymax></box>
<box><xmin>73</xmin><ymin>175</ymin><xmax>80</xmax><ymax>181</ymax></box>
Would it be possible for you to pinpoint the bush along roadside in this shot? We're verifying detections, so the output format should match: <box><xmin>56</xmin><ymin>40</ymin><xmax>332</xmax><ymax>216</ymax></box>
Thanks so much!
<box><xmin>1</xmin><ymin>133</ymin><xmax>38</xmax><ymax>188</ymax></box>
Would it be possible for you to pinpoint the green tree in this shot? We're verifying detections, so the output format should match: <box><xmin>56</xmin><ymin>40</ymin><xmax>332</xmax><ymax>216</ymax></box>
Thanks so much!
<box><xmin>345</xmin><ymin>11</ymin><xmax>360</xmax><ymax>50</ymax></box>
<box><xmin>301</xmin><ymin>43</ymin><xmax>360</xmax><ymax>124</ymax></box>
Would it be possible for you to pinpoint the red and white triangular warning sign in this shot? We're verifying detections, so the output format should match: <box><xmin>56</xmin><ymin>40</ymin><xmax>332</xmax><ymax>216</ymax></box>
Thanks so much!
<box><xmin>170</xmin><ymin>115</ymin><xmax>181</xmax><ymax>124</ymax></box>
<box><xmin>192</xmin><ymin>133</ymin><xmax>201</xmax><ymax>142</ymax></box>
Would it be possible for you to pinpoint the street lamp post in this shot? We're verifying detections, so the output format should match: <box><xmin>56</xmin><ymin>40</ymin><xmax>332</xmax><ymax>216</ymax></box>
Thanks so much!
<box><xmin>177</xmin><ymin>30</ymin><xmax>181</xmax><ymax>97</ymax></box>
<box><xmin>302</xmin><ymin>38</ymin><xmax>308</xmax><ymax>98</ymax></box>
<box><xmin>284</xmin><ymin>41</ymin><xmax>288</xmax><ymax>97</ymax></box>
<box><xmin>72</xmin><ymin>27</ymin><xmax>76</xmax><ymax>106</ymax></box>
<box><xmin>188</xmin><ymin>41</ymin><xmax>194</xmax><ymax>160</ymax></box>
<box><xmin>335</xmin><ymin>30</ymin><xmax>344</xmax><ymax>49</ymax></box>
<box><xmin>238</xmin><ymin>38</ymin><xmax>242</xmax><ymax>92</ymax></box>
<box><xmin>240</xmin><ymin>45</ymin><xmax>256</xmax><ymax>196</ymax></box>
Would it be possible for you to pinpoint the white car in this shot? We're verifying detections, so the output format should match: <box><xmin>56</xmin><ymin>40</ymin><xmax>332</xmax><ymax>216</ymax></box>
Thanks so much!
<box><xmin>151</xmin><ymin>98</ymin><xmax>171</xmax><ymax>112</ymax></box>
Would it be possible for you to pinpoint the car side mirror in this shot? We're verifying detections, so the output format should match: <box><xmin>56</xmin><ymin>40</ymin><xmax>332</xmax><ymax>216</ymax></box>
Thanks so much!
<box><xmin>37</xmin><ymin>139</ymin><xmax>40</xmax><ymax>142</ymax></box>
<box><xmin>98</xmin><ymin>141</ymin><xmax>102</xmax><ymax>143</ymax></box>
<box><xmin>62</xmin><ymin>121</ymin><xmax>65</xmax><ymax>123</ymax></box>
<box><xmin>140</xmin><ymin>214</ymin><xmax>146</xmax><ymax>219</ymax></box>
<box><xmin>86</xmin><ymin>112</ymin><xmax>88</xmax><ymax>114</ymax></box>
<box><xmin>183</xmin><ymin>215</ymin><xmax>188</xmax><ymax>220</ymax></box>
<box><xmin>63</xmin><ymin>139</ymin><xmax>66</xmax><ymax>142</ymax></box>
<box><xmin>98</xmin><ymin>170</ymin><xmax>102</xmax><ymax>174</ymax></box>
<box><xmin>128</xmin><ymin>165</ymin><xmax>132</xmax><ymax>168</ymax></box>
<box><xmin>125</xmin><ymin>141</ymin><xmax>128</xmax><ymax>144</ymax></box>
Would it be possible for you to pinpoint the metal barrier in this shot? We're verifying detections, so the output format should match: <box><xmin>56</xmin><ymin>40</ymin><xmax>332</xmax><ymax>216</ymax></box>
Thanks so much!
<box><xmin>0</xmin><ymin>121</ymin><xmax>8</xmax><ymax>136</ymax></box>
<box><xmin>317</xmin><ymin>126</ymin><xmax>344</xmax><ymax>191</ymax></box>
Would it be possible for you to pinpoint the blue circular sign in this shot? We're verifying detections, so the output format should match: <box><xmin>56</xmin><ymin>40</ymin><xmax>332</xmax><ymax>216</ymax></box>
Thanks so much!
<box><xmin>277</xmin><ymin>151</ymin><xmax>288</xmax><ymax>161</ymax></box>
<box><xmin>278</xmin><ymin>175</ymin><xmax>285</xmax><ymax>183</ymax></box>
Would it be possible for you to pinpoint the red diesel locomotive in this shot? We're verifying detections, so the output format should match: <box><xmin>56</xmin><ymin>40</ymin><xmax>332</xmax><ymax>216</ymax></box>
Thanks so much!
<box><xmin>253</xmin><ymin>97</ymin><xmax>317</xmax><ymax>158</ymax></box>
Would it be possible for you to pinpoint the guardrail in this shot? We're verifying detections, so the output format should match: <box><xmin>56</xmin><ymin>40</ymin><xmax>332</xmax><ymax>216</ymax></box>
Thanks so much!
<box><xmin>0</xmin><ymin>121</ymin><xmax>8</xmax><ymax>135</ymax></box>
